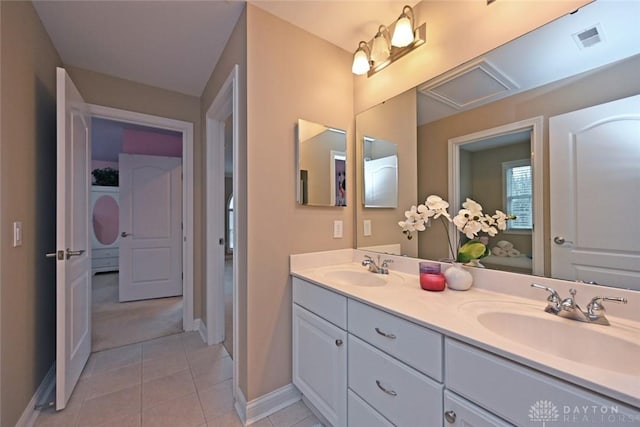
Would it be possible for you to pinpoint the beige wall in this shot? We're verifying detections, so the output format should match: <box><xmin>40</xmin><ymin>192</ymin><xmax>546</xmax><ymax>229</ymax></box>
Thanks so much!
<box><xmin>417</xmin><ymin>54</ymin><xmax>640</xmax><ymax>273</ymax></box>
<box><xmin>65</xmin><ymin>66</ymin><xmax>204</xmax><ymax>319</ymax></box>
<box><xmin>245</xmin><ymin>4</ymin><xmax>353</xmax><ymax>400</ymax></box>
<box><xmin>201</xmin><ymin>6</ymin><xmax>248</xmax><ymax>394</ymax></box>
<box><xmin>0</xmin><ymin>2</ymin><xmax>62</xmax><ymax>425</ymax></box>
<box><xmin>468</xmin><ymin>142</ymin><xmax>532</xmax><ymax>256</ymax></box>
<box><xmin>354</xmin><ymin>0</ymin><xmax>590</xmax><ymax>113</ymax></box>
<box><xmin>356</xmin><ymin>89</ymin><xmax>418</xmax><ymax>256</ymax></box>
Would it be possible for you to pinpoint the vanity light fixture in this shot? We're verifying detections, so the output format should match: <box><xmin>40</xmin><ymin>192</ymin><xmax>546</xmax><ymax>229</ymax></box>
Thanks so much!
<box><xmin>351</xmin><ymin>4</ymin><xmax>426</xmax><ymax>77</ymax></box>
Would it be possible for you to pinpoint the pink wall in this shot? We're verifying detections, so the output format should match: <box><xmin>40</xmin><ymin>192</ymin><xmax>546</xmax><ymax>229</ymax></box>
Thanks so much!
<box><xmin>122</xmin><ymin>128</ymin><xmax>182</xmax><ymax>158</ymax></box>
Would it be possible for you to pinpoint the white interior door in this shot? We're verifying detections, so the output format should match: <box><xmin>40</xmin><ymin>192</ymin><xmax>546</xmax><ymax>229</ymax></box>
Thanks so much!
<box><xmin>55</xmin><ymin>67</ymin><xmax>92</xmax><ymax>410</ymax></box>
<box><xmin>119</xmin><ymin>153</ymin><xmax>182</xmax><ymax>301</ymax></box>
<box><xmin>550</xmin><ymin>94</ymin><xmax>640</xmax><ymax>289</ymax></box>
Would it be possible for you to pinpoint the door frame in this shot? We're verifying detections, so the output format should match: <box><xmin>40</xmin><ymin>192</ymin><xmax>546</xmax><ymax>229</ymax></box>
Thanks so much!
<box><xmin>448</xmin><ymin>116</ymin><xmax>544</xmax><ymax>276</ymax></box>
<box><xmin>205</xmin><ymin>65</ymin><xmax>239</xmax><ymax>398</ymax></box>
<box><xmin>88</xmin><ymin>104</ymin><xmax>195</xmax><ymax>330</ymax></box>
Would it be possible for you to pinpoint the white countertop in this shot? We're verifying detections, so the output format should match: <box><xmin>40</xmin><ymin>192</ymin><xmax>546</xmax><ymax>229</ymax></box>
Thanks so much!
<box><xmin>290</xmin><ymin>249</ymin><xmax>640</xmax><ymax>409</ymax></box>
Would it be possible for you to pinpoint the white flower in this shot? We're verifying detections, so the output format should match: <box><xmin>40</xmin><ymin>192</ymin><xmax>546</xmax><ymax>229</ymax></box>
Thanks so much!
<box><xmin>462</xmin><ymin>198</ymin><xmax>483</xmax><ymax>216</ymax></box>
<box><xmin>398</xmin><ymin>205</ymin><xmax>426</xmax><ymax>236</ymax></box>
<box><xmin>425</xmin><ymin>195</ymin><xmax>451</xmax><ymax>220</ymax></box>
<box><xmin>453</xmin><ymin>208</ymin><xmax>483</xmax><ymax>239</ymax></box>
<box><xmin>492</xmin><ymin>210</ymin><xmax>509</xmax><ymax>230</ymax></box>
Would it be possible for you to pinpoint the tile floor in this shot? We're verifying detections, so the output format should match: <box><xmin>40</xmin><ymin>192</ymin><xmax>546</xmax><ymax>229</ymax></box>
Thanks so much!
<box><xmin>35</xmin><ymin>332</ymin><xmax>322</xmax><ymax>427</ymax></box>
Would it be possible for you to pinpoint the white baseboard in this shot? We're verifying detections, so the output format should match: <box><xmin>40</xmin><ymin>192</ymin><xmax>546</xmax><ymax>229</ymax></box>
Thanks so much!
<box><xmin>234</xmin><ymin>387</ymin><xmax>248</xmax><ymax>425</ymax></box>
<box><xmin>17</xmin><ymin>364</ymin><xmax>56</xmax><ymax>427</ymax></box>
<box><xmin>192</xmin><ymin>318</ymin><xmax>207</xmax><ymax>343</ymax></box>
<box><xmin>239</xmin><ymin>383</ymin><xmax>301</xmax><ymax>425</ymax></box>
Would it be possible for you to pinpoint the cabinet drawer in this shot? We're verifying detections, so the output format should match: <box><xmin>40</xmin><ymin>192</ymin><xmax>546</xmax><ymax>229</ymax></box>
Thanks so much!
<box><xmin>444</xmin><ymin>390</ymin><xmax>512</xmax><ymax>427</ymax></box>
<box><xmin>348</xmin><ymin>335</ymin><xmax>443</xmax><ymax>427</ymax></box>
<box><xmin>445</xmin><ymin>339</ymin><xmax>640</xmax><ymax>425</ymax></box>
<box><xmin>348</xmin><ymin>390</ymin><xmax>393</xmax><ymax>427</ymax></box>
<box><xmin>293</xmin><ymin>277</ymin><xmax>347</xmax><ymax>329</ymax></box>
<box><xmin>93</xmin><ymin>248</ymin><xmax>118</xmax><ymax>258</ymax></box>
<box><xmin>348</xmin><ymin>299</ymin><xmax>443</xmax><ymax>381</ymax></box>
<box><xmin>92</xmin><ymin>257</ymin><xmax>118</xmax><ymax>268</ymax></box>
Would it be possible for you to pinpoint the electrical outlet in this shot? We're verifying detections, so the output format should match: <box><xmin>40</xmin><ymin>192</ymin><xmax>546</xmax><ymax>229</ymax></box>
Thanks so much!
<box><xmin>363</xmin><ymin>219</ymin><xmax>372</xmax><ymax>236</ymax></box>
<box><xmin>333</xmin><ymin>220</ymin><xmax>343</xmax><ymax>238</ymax></box>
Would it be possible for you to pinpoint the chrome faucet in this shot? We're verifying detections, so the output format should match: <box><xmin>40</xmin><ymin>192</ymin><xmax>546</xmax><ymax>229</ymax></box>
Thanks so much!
<box><xmin>362</xmin><ymin>255</ymin><xmax>392</xmax><ymax>274</ymax></box>
<box><xmin>531</xmin><ymin>283</ymin><xmax>627</xmax><ymax>326</ymax></box>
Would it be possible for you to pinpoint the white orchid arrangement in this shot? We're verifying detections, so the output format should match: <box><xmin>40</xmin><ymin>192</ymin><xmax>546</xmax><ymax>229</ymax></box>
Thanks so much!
<box><xmin>399</xmin><ymin>195</ymin><xmax>515</xmax><ymax>262</ymax></box>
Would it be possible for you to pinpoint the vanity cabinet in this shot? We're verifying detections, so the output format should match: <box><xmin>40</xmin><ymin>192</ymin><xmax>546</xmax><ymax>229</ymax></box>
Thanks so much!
<box><xmin>445</xmin><ymin>339</ymin><xmax>640</xmax><ymax>425</ymax></box>
<box><xmin>291</xmin><ymin>275</ymin><xmax>640</xmax><ymax>427</ymax></box>
<box><xmin>292</xmin><ymin>278</ymin><xmax>347</xmax><ymax>427</ymax></box>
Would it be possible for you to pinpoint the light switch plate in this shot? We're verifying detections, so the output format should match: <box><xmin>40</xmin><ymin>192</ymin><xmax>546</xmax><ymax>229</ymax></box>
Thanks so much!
<box><xmin>333</xmin><ymin>220</ymin><xmax>343</xmax><ymax>238</ymax></box>
<box><xmin>363</xmin><ymin>219</ymin><xmax>372</xmax><ymax>236</ymax></box>
<box><xmin>13</xmin><ymin>221</ymin><xmax>23</xmax><ymax>247</ymax></box>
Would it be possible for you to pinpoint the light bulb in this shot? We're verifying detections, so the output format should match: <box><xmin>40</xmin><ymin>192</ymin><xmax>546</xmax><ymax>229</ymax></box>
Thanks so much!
<box><xmin>371</xmin><ymin>30</ymin><xmax>390</xmax><ymax>64</ymax></box>
<box><xmin>392</xmin><ymin>15</ymin><xmax>414</xmax><ymax>47</ymax></box>
<box><xmin>352</xmin><ymin>48</ymin><xmax>370</xmax><ymax>75</ymax></box>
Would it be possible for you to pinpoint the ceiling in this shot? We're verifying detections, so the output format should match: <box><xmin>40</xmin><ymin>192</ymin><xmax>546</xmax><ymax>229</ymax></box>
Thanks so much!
<box><xmin>33</xmin><ymin>0</ymin><xmax>415</xmax><ymax>97</ymax></box>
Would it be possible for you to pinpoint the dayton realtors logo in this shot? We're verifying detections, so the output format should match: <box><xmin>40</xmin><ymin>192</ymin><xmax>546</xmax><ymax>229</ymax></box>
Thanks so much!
<box><xmin>529</xmin><ymin>400</ymin><xmax>560</xmax><ymax>426</ymax></box>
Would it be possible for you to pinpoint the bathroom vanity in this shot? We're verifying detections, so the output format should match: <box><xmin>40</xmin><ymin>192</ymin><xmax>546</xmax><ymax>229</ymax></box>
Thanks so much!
<box><xmin>291</xmin><ymin>250</ymin><xmax>640</xmax><ymax>427</ymax></box>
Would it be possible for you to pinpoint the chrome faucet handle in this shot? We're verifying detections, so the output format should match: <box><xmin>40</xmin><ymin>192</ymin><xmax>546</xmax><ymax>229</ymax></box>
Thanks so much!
<box><xmin>362</xmin><ymin>255</ymin><xmax>374</xmax><ymax>266</ymax></box>
<box><xmin>381</xmin><ymin>259</ymin><xmax>393</xmax><ymax>267</ymax></box>
<box><xmin>530</xmin><ymin>283</ymin><xmax>561</xmax><ymax>313</ymax></box>
<box><xmin>586</xmin><ymin>296</ymin><xmax>627</xmax><ymax>315</ymax></box>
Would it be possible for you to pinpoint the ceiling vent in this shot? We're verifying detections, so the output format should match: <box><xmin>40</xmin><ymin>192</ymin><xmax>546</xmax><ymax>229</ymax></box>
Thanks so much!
<box><xmin>573</xmin><ymin>24</ymin><xmax>604</xmax><ymax>49</ymax></box>
<box><xmin>418</xmin><ymin>59</ymin><xmax>518</xmax><ymax>110</ymax></box>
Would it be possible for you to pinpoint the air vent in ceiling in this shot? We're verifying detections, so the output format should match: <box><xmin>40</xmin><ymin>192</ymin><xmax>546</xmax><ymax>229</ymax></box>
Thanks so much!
<box><xmin>418</xmin><ymin>59</ymin><xmax>518</xmax><ymax>110</ymax></box>
<box><xmin>573</xmin><ymin>24</ymin><xmax>605</xmax><ymax>49</ymax></box>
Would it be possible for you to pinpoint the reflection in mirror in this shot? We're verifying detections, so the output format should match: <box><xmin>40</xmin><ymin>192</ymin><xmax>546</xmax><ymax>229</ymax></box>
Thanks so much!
<box><xmin>363</xmin><ymin>137</ymin><xmax>398</xmax><ymax>208</ymax></box>
<box><xmin>296</xmin><ymin>119</ymin><xmax>347</xmax><ymax>207</ymax></box>
<box><xmin>355</xmin><ymin>0</ymin><xmax>640</xmax><ymax>290</ymax></box>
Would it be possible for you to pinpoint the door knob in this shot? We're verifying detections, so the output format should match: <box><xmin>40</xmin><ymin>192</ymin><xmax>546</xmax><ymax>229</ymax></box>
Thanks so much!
<box><xmin>121</xmin><ymin>232</ymin><xmax>131</xmax><ymax>238</ymax></box>
<box><xmin>65</xmin><ymin>248</ymin><xmax>85</xmax><ymax>259</ymax></box>
<box><xmin>444</xmin><ymin>410</ymin><xmax>457</xmax><ymax>423</ymax></box>
<box><xmin>553</xmin><ymin>236</ymin><xmax>574</xmax><ymax>245</ymax></box>
<box><xmin>46</xmin><ymin>250</ymin><xmax>64</xmax><ymax>260</ymax></box>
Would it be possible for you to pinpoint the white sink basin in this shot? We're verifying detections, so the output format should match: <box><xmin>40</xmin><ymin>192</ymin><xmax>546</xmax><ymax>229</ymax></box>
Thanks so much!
<box><xmin>322</xmin><ymin>269</ymin><xmax>388</xmax><ymax>287</ymax></box>
<box><xmin>462</xmin><ymin>301</ymin><xmax>640</xmax><ymax>375</ymax></box>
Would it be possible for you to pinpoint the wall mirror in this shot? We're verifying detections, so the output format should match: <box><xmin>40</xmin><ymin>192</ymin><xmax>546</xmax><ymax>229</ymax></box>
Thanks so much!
<box><xmin>363</xmin><ymin>136</ymin><xmax>398</xmax><ymax>208</ymax></box>
<box><xmin>296</xmin><ymin>119</ymin><xmax>347</xmax><ymax>207</ymax></box>
<box><xmin>355</xmin><ymin>0</ymin><xmax>640</xmax><ymax>290</ymax></box>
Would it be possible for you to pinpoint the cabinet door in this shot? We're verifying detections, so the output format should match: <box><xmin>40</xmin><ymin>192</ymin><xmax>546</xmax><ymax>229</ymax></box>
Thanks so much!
<box><xmin>293</xmin><ymin>304</ymin><xmax>347</xmax><ymax>427</ymax></box>
<box><xmin>444</xmin><ymin>390</ymin><xmax>512</xmax><ymax>427</ymax></box>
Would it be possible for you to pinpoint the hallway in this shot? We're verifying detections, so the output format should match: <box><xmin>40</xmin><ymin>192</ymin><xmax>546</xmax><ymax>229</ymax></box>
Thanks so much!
<box><xmin>35</xmin><ymin>332</ymin><xmax>321</xmax><ymax>427</ymax></box>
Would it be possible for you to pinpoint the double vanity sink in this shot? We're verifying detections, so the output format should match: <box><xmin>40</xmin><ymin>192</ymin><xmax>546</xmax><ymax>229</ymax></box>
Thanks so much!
<box><xmin>291</xmin><ymin>250</ymin><xmax>640</xmax><ymax>426</ymax></box>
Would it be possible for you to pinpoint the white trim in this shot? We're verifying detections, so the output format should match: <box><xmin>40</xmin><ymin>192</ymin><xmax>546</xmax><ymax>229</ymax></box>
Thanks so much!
<box><xmin>234</xmin><ymin>387</ymin><xmax>248</xmax><ymax>425</ymax></box>
<box><xmin>448</xmin><ymin>116</ymin><xmax>544</xmax><ymax>275</ymax></box>
<box><xmin>194</xmin><ymin>318</ymin><xmax>207</xmax><ymax>343</ymax></box>
<box><xmin>88</xmin><ymin>104</ymin><xmax>195</xmax><ymax>330</ymax></box>
<box><xmin>241</xmin><ymin>384</ymin><xmax>302</xmax><ymax>426</ymax></box>
<box><xmin>18</xmin><ymin>364</ymin><xmax>56</xmax><ymax>427</ymax></box>
<box><xmin>205</xmin><ymin>65</ymin><xmax>240</xmax><ymax>403</ymax></box>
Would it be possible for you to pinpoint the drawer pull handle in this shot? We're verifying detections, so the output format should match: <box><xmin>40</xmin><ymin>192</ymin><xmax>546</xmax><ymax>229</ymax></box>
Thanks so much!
<box><xmin>335</xmin><ymin>339</ymin><xmax>343</xmax><ymax>347</ymax></box>
<box><xmin>444</xmin><ymin>410</ymin><xmax>456</xmax><ymax>423</ymax></box>
<box><xmin>375</xmin><ymin>327</ymin><xmax>396</xmax><ymax>339</ymax></box>
<box><xmin>375</xmin><ymin>380</ymin><xmax>397</xmax><ymax>396</ymax></box>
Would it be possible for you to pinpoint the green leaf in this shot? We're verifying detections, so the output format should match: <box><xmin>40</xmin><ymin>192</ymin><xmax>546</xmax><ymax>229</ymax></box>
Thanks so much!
<box><xmin>457</xmin><ymin>241</ymin><xmax>488</xmax><ymax>262</ymax></box>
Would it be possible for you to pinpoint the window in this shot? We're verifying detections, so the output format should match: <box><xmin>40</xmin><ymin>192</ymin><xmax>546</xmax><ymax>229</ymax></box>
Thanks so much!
<box><xmin>503</xmin><ymin>159</ymin><xmax>532</xmax><ymax>231</ymax></box>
